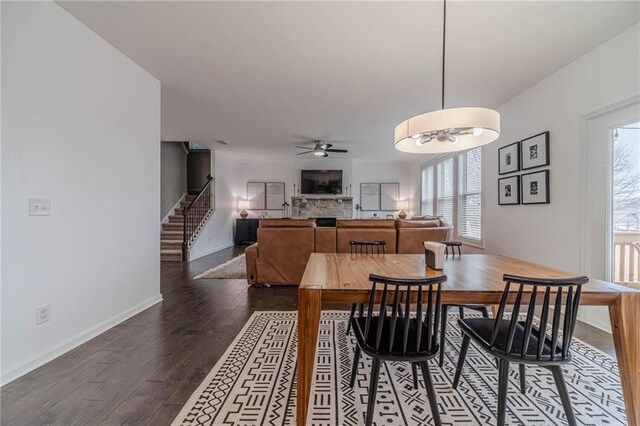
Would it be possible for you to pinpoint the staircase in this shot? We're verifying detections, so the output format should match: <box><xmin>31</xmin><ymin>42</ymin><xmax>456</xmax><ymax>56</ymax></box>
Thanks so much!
<box><xmin>161</xmin><ymin>174</ymin><xmax>214</xmax><ymax>262</ymax></box>
<box><xmin>161</xmin><ymin>195</ymin><xmax>195</xmax><ymax>262</ymax></box>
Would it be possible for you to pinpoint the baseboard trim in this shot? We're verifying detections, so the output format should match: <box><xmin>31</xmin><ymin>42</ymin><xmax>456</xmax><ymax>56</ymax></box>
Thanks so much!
<box><xmin>189</xmin><ymin>242</ymin><xmax>235</xmax><ymax>261</ymax></box>
<box><xmin>0</xmin><ymin>294</ymin><xmax>163</xmax><ymax>386</ymax></box>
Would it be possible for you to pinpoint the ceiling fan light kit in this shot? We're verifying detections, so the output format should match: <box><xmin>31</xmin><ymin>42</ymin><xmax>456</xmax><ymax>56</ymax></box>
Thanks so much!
<box><xmin>394</xmin><ymin>0</ymin><xmax>500</xmax><ymax>154</ymax></box>
<box><xmin>295</xmin><ymin>140</ymin><xmax>348</xmax><ymax>158</ymax></box>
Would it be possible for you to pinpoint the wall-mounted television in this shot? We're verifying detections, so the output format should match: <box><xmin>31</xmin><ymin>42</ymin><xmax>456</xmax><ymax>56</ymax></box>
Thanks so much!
<box><xmin>301</xmin><ymin>170</ymin><xmax>343</xmax><ymax>195</ymax></box>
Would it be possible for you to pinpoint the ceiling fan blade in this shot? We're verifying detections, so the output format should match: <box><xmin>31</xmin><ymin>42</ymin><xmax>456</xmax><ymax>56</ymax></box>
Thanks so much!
<box><xmin>297</xmin><ymin>151</ymin><xmax>314</xmax><ymax>155</ymax></box>
<box><xmin>295</xmin><ymin>145</ymin><xmax>313</xmax><ymax>150</ymax></box>
<box><xmin>322</xmin><ymin>143</ymin><xmax>333</xmax><ymax>149</ymax></box>
<box><xmin>325</xmin><ymin>149</ymin><xmax>348</xmax><ymax>153</ymax></box>
<box><xmin>323</xmin><ymin>152</ymin><xmax>328</xmax><ymax>157</ymax></box>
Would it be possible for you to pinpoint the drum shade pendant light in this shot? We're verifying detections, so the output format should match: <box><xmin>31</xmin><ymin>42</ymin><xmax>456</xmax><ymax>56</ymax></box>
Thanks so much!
<box><xmin>394</xmin><ymin>0</ymin><xmax>500</xmax><ymax>154</ymax></box>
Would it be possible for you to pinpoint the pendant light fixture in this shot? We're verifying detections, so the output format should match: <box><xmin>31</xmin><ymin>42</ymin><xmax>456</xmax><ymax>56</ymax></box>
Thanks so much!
<box><xmin>394</xmin><ymin>0</ymin><xmax>500</xmax><ymax>154</ymax></box>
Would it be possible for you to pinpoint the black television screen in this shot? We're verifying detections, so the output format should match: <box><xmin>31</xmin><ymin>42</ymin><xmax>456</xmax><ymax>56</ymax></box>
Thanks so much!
<box><xmin>301</xmin><ymin>170</ymin><xmax>343</xmax><ymax>194</ymax></box>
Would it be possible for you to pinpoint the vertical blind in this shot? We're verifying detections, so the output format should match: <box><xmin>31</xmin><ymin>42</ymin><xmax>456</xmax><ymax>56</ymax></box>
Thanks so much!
<box><xmin>437</xmin><ymin>158</ymin><xmax>454</xmax><ymax>225</ymax></box>
<box><xmin>421</xmin><ymin>165</ymin><xmax>434</xmax><ymax>216</ymax></box>
<box><xmin>459</xmin><ymin>148</ymin><xmax>482</xmax><ymax>240</ymax></box>
<box><xmin>419</xmin><ymin>148</ymin><xmax>483</xmax><ymax>243</ymax></box>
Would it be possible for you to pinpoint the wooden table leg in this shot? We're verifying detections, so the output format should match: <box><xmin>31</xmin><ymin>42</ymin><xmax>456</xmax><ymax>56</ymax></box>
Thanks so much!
<box><xmin>297</xmin><ymin>286</ymin><xmax>322</xmax><ymax>426</ymax></box>
<box><xmin>609</xmin><ymin>293</ymin><xmax>639</xmax><ymax>426</ymax></box>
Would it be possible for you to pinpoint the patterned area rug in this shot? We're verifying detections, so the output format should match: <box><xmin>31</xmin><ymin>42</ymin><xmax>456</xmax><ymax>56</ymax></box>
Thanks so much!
<box><xmin>172</xmin><ymin>311</ymin><xmax>626</xmax><ymax>426</ymax></box>
<box><xmin>194</xmin><ymin>254</ymin><xmax>246</xmax><ymax>280</ymax></box>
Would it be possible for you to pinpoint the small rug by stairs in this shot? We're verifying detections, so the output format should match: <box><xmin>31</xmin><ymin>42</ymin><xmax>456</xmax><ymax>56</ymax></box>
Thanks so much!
<box><xmin>172</xmin><ymin>311</ymin><xmax>626</xmax><ymax>426</ymax></box>
<box><xmin>194</xmin><ymin>254</ymin><xmax>246</xmax><ymax>279</ymax></box>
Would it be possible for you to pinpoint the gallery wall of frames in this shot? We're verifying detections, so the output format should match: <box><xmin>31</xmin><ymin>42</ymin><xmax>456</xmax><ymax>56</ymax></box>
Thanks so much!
<box><xmin>497</xmin><ymin>131</ymin><xmax>550</xmax><ymax>205</ymax></box>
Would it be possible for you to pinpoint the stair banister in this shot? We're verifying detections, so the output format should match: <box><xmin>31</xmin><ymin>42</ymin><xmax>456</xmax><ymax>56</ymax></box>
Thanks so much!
<box><xmin>182</xmin><ymin>174</ymin><xmax>214</xmax><ymax>260</ymax></box>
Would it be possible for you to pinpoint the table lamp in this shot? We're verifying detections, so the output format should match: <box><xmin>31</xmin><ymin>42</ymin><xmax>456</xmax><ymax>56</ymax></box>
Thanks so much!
<box><xmin>238</xmin><ymin>200</ymin><xmax>250</xmax><ymax>219</ymax></box>
<box><xmin>396</xmin><ymin>200</ymin><xmax>409</xmax><ymax>219</ymax></box>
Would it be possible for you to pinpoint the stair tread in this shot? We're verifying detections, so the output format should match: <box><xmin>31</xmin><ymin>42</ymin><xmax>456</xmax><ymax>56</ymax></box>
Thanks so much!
<box><xmin>161</xmin><ymin>249</ymin><xmax>182</xmax><ymax>254</ymax></box>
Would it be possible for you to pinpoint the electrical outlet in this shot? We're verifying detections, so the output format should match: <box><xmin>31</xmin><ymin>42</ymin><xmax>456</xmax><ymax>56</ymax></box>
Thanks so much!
<box><xmin>29</xmin><ymin>198</ymin><xmax>51</xmax><ymax>216</ymax></box>
<box><xmin>36</xmin><ymin>304</ymin><xmax>50</xmax><ymax>325</ymax></box>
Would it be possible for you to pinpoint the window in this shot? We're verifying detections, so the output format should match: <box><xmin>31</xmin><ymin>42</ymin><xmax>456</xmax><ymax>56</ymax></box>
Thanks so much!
<box><xmin>419</xmin><ymin>148</ymin><xmax>483</xmax><ymax>246</ymax></box>
<box><xmin>437</xmin><ymin>158</ymin><xmax>454</xmax><ymax>225</ymax></box>
<box><xmin>421</xmin><ymin>165</ymin><xmax>434</xmax><ymax>215</ymax></box>
<box><xmin>459</xmin><ymin>148</ymin><xmax>482</xmax><ymax>241</ymax></box>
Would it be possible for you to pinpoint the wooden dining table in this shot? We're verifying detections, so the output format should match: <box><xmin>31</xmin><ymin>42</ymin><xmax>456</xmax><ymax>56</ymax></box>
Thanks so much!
<box><xmin>296</xmin><ymin>253</ymin><xmax>640</xmax><ymax>426</ymax></box>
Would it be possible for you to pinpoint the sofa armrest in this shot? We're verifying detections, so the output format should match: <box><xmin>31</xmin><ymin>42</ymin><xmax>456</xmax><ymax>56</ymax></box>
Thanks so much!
<box><xmin>245</xmin><ymin>243</ymin><xmax>258</xmax><ymax>285</ymax></box>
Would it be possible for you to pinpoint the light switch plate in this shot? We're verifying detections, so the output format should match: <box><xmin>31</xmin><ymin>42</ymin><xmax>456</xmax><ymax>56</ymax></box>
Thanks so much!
<box><xmin>29</xmin><ymin>198</ymin><xmax>51</xmax><ymax>216</ymax></box>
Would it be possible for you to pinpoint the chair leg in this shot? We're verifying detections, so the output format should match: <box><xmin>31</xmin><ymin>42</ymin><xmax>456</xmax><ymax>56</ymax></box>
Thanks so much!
<box><xmin>452</xmin><ymin>334</ymin><xmax>470</xmax><ymax>389</ymax></box>
<box><xmin>412</xmin><ymin>363</ymin><xmax>419</xmax><ymax>389</ymax></box>
<box><xmin>550</xmin><ymin>366</ymin><xmax>577</xmax><ymax>426</ymax></box>
<box><xmin>518</xmin><ymin>364</ymin><xmax>526</xmax><ymax>394</ymax></box>
<box><xmin>481</xmin><ymin>306</ymin><xmax>490</xmax><ymax>318</ymax></box>
<box><xmin>497</xmin><ymin>359</ymin><xmax>510</xmax><ymax>426</ymax></box>
<box><xmin>365</xmin><ymin>358</ymin><xmax>381</xmax><ymax>426</ymax></box>
<box><xmin>458</xmin><ymin>306</ymin><xmax>465</xmax><ymax>318</ymax></box>
<box><xmin>346</xmin><ymin>303</ymin><xmax>357</xmax><ymax>335</ymax></box>
<box><xmin>350</xmin><ymin>346</ymin><xmax>361</xmax><ymax>388</ymax></box>
<box><xmin>439</xmin><ymin>305</ymin><xmax>449</xmax><ymax>367</ymax></box>
<box><xmin>420</xmin><ymin>362</ymin><xmax>442</xmax><ymax>426</ymax></box>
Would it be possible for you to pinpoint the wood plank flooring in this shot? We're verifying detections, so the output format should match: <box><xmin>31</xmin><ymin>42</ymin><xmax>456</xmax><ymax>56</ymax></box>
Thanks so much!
<box><xmin>0</xmin><ymin>246</ymin><xmax>616</xmax><ymax>425</ymax></box>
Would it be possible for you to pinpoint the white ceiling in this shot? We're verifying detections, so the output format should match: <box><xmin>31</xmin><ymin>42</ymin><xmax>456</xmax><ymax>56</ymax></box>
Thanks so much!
<box><xmin>58</xmin><ymin>1</ymin><xmax>639</xmax><ymax>161</ymax></box>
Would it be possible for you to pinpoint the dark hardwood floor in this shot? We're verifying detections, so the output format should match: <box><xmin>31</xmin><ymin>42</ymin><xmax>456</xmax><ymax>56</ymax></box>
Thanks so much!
<box><xmin>0</xmin><ymin>246</ymin><xmax>616</xmax><ymax>425</ymax></box>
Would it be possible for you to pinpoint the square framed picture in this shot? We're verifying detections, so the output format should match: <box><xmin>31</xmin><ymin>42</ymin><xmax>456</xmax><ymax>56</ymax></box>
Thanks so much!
<box><xmin>521</xmin><ymin>170</ymin><xmax>550</xmax><ymax>204</ymax></box>
<box><xmin>520</xmin><ymin>131</ymin><xmax>550</xmax><ymax>170</ymax></box>
<box><xmin>498</xmin><ymin>141</ymin><xmax>520</xmax><ymax>175</ymax></box>
<box><xmin>498</xmin><ymin>175</ymin><xmax>520</xmax><ymax>205</ymax></box>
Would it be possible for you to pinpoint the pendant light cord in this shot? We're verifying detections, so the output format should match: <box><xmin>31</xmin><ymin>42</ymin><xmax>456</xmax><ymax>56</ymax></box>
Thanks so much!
<box><xmin>441</xmin><ymin>0</ymin><xmax>446</xmax><ymax>110</ymax></box>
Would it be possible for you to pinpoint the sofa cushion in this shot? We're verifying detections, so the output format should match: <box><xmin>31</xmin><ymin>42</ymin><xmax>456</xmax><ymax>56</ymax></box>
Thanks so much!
<box><xmin>259</xmin><ymin>219</ymin><xmax>316</xmax><ymax>228</ymax></box>
<box><xmin>336</xmin><ymin>219</ymin><xmax>396</xmax><ymax>229</ymax></box>
<box><xmin>257</xmin><ymin>227</ymin><xmax>315</xmax><ymax>284</ymax></box>
<box><xmin>396</xmin><ymin>219</ymin><xmax>441</xmax><ymax>228</ymax></box>
<box><xmin>315</xmin><ymin>227</ymin><xmax>337</xmax><ymax>253</ymax></box>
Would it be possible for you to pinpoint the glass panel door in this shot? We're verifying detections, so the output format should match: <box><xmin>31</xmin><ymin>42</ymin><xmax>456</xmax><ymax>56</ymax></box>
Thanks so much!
<box><xmin>612</xmin><ymin>121</ymin><xmax>640</xmax><ymax>286</ymax></box>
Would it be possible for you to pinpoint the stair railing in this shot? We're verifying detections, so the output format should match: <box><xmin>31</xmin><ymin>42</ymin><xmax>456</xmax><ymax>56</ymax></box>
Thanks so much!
<box><xmin>182</xmin><ymin>174</ymin><xmax>214</xmax><ymax>260</ymax></box>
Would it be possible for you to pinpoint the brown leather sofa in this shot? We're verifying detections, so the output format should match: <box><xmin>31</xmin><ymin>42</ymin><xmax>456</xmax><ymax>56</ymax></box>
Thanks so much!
<box><xmin>245</xmin><ymin>217</ymin><xmax>452</xmax><ymax>286</ymax></box>
<box><xmin>396</xmin><ymin>218</ymin><xmax>451</xmax><ymax>254</ymax></box>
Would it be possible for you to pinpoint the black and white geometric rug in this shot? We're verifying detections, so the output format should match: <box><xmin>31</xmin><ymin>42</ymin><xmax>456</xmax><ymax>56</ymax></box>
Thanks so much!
<box><xmin>172</xmin><ymin>311</ymin><xmax>626</xmax><ymax>426</ymax></box>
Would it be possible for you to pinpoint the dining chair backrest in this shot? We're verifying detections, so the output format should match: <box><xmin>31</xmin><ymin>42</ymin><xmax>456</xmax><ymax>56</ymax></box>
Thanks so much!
<box><xmin>350</xmin><ymin>240</ymin><xmax>386</xmax><ymax>255</ymax></box>
<box><xmin>491</xmin><ymin>274</ymin><xmax>589</xmax><ymax>361</ymax></box>
<box><xmin>361</xmin><ymin>274</ymin><xmax>447</xmax><ymax>355</ymax></box>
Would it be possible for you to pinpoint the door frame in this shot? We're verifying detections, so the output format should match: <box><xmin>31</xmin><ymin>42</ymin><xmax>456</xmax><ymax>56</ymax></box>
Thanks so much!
<box><xmin>579</xmin><ymin>95</ymin><xmax>640</xmax><ymax>331</ymax></box>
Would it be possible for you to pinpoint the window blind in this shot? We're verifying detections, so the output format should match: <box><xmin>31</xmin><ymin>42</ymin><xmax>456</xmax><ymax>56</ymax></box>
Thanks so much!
<box><xmin>421</xmin><ymin>165</ymin><xmax>434</xmax><ymax>216</ymax></box>
<box><xmin>459</xmin><ymin>147</ymin><xmax>482</xmax><ymax>240</ymax></box>
<box><xmin>437</xmin><ymin>158</ymin><xmax>454</xmax><ymax>225</ymax></box>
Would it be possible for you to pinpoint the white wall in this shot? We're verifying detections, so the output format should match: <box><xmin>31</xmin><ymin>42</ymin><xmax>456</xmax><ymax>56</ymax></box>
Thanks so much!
<box><xmin>1</xmin><ymin>2</ymin><xmax>162</xmax><ymax>384</ymax></box>
<box><xmin>189</xmin><ymin>150</ymin><xmax>239</xmax><ymax>260</ymax></box>
<box><xmin>483</xmin><ymin>24</ymin><xmax>639</xmax><ymax>331</ymax></box>
<box><xmin>235</xmin><ymin>158</ymin><xmax>410</xmax><ymax>218</ymax></box>
<box><xmin>161</xmin><ymin>142</ymin><xmax>187</xmax><ymax>219</ymax></box>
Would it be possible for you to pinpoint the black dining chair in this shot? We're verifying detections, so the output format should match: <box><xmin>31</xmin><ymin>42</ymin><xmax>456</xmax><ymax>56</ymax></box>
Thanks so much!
<box><xmin>350</xmin><ymin>273</ymin><xmax>447</xmax><ymax>426</ymax></box>
<box><xmin>452</xmin><ymin>274</ymin><xmax>589</xmax><ymax>426</ymax></box>
<box><xmin>346</xmin><ymin>240</ymin><xmax>387</xmax><ymax>336</ymax></box>
<box><xmin>437</xmin><ymin>241</ymin><xmax>491</xmax><ymax>367</ymax></box>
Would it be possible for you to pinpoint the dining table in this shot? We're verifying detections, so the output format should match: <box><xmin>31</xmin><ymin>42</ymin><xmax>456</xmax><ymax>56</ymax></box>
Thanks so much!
<box><xmin>296</xmin><ymin>253</ymin><xmax>640</xmax><ymax>426</ymax></box>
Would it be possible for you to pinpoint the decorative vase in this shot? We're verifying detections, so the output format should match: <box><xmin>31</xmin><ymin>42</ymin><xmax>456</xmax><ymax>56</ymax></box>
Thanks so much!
<box><xmin>398</xmin><ymin>209</ymin><xmax>407</xmax><ymax>219</ymax></box>
<box><xmin>239</xmin><ymin>209</ymin><xmax>248</xmax><ymax>219</ymax></box>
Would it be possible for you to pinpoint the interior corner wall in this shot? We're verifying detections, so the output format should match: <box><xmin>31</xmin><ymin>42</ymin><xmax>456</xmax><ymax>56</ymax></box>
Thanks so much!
<box><xmin>188</xmin><ymin>150</ymin><xmax>239</xmax><ymax>260</ymax></box>
<box><xmin>482</xmin><ymin>24</ymin><xmax>639</xmax><ymax>331</ymax></box>
<box><xmin>161</xmin><ymin>142</ymin><xmax>187</xmax><ymax>219</ymax></box>
<box><xmin>1</xmin><ymin>2</ymin><xmax>162</xmax><ymax>384</ymax></box>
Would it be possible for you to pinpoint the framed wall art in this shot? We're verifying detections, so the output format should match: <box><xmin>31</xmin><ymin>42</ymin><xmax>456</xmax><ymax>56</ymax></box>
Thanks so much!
<box><xmin>520</xmin><ymin>131</ymin><xmax>550</xmax><ymax>170</ymax></box>
<box><xmin>521</xmin><ymin>170</ymin><xmax>550</xmax><ymax>204</ymax></box>
<box><xmin>498</xmin><ymin>175</ymin><xmax>520</xmax><ymax>205</ymax></box>
<box><xmin>498</xmin><ymin>141</ymin><xmax>520</xmax><ymax>175</ymax></box>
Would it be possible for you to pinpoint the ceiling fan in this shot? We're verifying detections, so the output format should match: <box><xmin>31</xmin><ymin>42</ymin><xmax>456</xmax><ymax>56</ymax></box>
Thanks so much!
<box><xmin>295</xmin><ymin>140</ymin><xmax>348</xmax><ymax>157</ymax></box>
